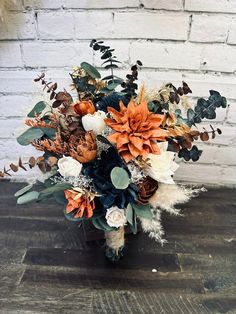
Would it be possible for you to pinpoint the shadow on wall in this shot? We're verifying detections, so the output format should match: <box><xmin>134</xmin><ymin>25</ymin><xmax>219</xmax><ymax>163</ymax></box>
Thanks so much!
<box><xmin>0</xmin><ymin>0</ymin><xmax>31</xmax><ymax>46</ymax></box>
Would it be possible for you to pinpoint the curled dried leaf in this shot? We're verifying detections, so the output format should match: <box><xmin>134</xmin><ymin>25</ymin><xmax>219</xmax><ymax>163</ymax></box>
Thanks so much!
<box><xmin>10</xmin><ymin>163</ymin><xmax>19</xmax><ymax>172</ymax></box>
<box><xmin>18</xmin><ymin>157</ymin><xmax>27</xmax><ymax>171</ymax></box>
<box><xmin>200</xmin><ymin>132</ymin><xmax>209</xmax><ymax>141</ymax></box>
<box><xmin>48</xmin><ymin>156</ymin><xmax>58</xmax><ymax>167</ymax></box>
<box><xmin>29</xmin><ymin>157</ymin><xmax>36</xmax><ymax>168</ymax></box>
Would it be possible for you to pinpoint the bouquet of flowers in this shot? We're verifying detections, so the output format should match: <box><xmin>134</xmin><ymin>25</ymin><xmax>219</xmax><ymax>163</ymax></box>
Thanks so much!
<box><xmin>1</xmin><ymin>40</ymin><xmax>227</xmax><ymax>261</ymax></box>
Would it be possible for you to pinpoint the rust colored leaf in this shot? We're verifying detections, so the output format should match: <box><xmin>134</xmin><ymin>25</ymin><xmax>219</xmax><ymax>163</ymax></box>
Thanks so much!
<box><xmin>18</xmin><ymin>157</ymin><xmax>27</xmax><ymax>171</ymax></box>
<box><xmin>48</xmin><ymin>156</ymin><xmax>58</xmax><ymax>167</ymax></box>
<box><xmin>10</xmin><ymin>163</ymin><xmax>18</xmax><ymax>172</ymax></box>
<box><xmin>29</xmin><ymin>157</ymin><xmax>36</xmax><ymax>168</ymax></box>
<box><xmin>200</xmin><ymin>132</ymin><xmax>209</xmax><ymax>141</ymax></box>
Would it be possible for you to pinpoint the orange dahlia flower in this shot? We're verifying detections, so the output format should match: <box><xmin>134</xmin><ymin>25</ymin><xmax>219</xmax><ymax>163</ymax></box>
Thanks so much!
<box><xmin>74</xmin><ymin>100</ymin><xmax>96</xmax><ymax>116</ymax></box>
<box><xmin>104</xmin><ymin>99</ymin><xmax>167</xmax><ymax>162</ymax></box>
<box><xmin>64</xmin><ymin>189</ymin><xmax>95</xmax><ymax>219</ymax></box>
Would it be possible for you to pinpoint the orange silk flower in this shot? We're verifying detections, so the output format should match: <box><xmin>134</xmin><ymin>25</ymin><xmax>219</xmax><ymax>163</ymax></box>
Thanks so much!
<box><xmin>74</xmin><ymin>100</ymin><xmax>96</xmax><ymax>116</ymax></box>
<box><xmin>64</xmin><ymin>189</ymin><xmax>95</xmax><ymax>219</ymax></box>
<box><xmin>105</xmin><ymin>99</ymin><xmax>167</xmax><ymax>162</ymax></box>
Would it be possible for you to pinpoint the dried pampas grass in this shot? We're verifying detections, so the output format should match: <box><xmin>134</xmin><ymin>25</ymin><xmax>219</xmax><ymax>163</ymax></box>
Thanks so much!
<box><xmin>149</xmin><ymin>183</ymin><xmax>206</xmax><ymax>215</ymax></box>
<box><xmin>140</xmin><ymin>183</ymin><xmax>206</xmax><ymax>244</ymax></box>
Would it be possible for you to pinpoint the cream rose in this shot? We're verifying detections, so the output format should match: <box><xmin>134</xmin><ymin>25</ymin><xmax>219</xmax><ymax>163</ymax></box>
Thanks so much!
<box><xmin>82</xmin><ymin>110</ymin><xmax>106</xmax><ymax>135</ymax></box>
<box><xmin>105</xmin><ymin>207</ymin><xmax>127</xmax><ymax>228</ymax></box>
<box><xmin>146</xmin><ymin>142</ymin><xmax>179</xmax><ymax>184</ymax></box>
<box><xmin>58</xmin><ymin>156</ymin><xmax>82</xmax><ymax>177</ymax></box>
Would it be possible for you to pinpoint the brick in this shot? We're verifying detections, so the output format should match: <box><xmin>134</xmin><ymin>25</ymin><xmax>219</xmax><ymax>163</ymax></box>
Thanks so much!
<box><xmin>142</xmin><ymin>0</ymin><xmax>183</xmax><ymax>10</ymax></box>
<box><xmin>130</xmin><ymin>42</ymin><xmax>202</xmax><ymax>70</ymax></box>
<box><xmin>73</xmin><ymin>12</ymin><xmax>113</xmax><ymax>39</ymax></box>
<box><xmin>0</xmin><ymin>95</ymin><xmax>32</xmax><ymax>117</ymax></box>
<box><xmin>175</xmin><ymin>163</ymin><xmax>224</xmax><ymax>185</ymax></box>
<box><xmin>190</xmin><ymin>15</ymin><xmax>229</xmax><ymax>43</ymax></box>
<box><xmin>0</xmin><ymin>139</ymin><xmax>41</xmax><ymax>161</ymax></box>
<box><xmin>197</xmin><ymin>125</ymin><xmax>236</xmax><ymax>146</ymax></box>
<box><xmin>0</xmin><ymin>12</ymin><xmax>36</xmax><ymax>40</ymax></box>
<box><xmin>113</xmin><ymin>12</ymin><xmax>189</xmax><ymax>40</ymax></box>
<box><xmin>0</xmin><ymin>70</ymin><xmax>73</xmax><ymax>94</ymax></box>
<box><xmin>63</xmin><ymin>0</ymin><xmax>139</xmax><ymax>8</ymax></box>
<box><xmin>185</xmin><ymin>0</ymin><xmax>236</xmax><ymax>13</ymax></box>
<box><xmin>0</xmin><ymin>119</ymin><xmax>24</xmax><ymax>139</ymax></box>
<box><xmin>196</xmin><ymin>145</ymin><xmax>236</xmax><ymax>166</ymax></box>
<box><xmin>227</xmin><ymin>102</ymin><xmax>236</xmax><ymax>124</ymax></box>
<box><xmin>22</xmin><ymin>42</ymin><xmax>93</xmax><ymax>67</ymax></box>
<box><xmin>0</xmin><ymin>43</ymin><xmax>23</xmax><ymax>67</ymax></box>
<box><xmin>201</xmin><ymin>45</ymin><xmax>236</xmax><ymax>72</ymax></box>
<box><xmin>179</xmin><ymin>72</ymin><xmax>236</xmax><ymax>100</ymax></box>
<box><xmin>221</xmin><ymin>167</ymin><xmax>236</xmax><ymax>185</ymax></box>
<box><xmin>38</xmin><ymin>12</ymin><xmax>74</xmax><ymax>40</ymax></box>
<box><xmin>227</xmin><ymin>19</ymin><xmax>236</xmax><ymax>44</ymax></box>
<box><xmin>6</xmin><ymin>0</ymin><xmax>24</xmax><ymax>11</ymax></box>
<box><xmin>24</xmin><ymin>0</ymin><xmax>62</xmax><ymax>9</ymax></box>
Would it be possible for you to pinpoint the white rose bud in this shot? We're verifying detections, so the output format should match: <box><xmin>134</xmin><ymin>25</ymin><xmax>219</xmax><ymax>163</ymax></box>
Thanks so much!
<box><xmin>82</xmin><ymin>110</ymin><xmax>106</xmax><ymax>135</ymax></box>
<box><xmin>58</xmin><ymin>156</ymin><xmax>82</xmax><ymax>177</ymax></box>
<box><xmin>105</xmin><ymin>207</ymin><xmax>127</xmax><ymax>228</ymax></box>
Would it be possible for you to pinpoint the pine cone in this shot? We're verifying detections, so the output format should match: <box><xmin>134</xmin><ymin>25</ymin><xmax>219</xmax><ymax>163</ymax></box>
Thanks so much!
<box><xmin>138</xmin><ymin>176</ymin><xmax>158</xmax><ymax>204</ymax></box>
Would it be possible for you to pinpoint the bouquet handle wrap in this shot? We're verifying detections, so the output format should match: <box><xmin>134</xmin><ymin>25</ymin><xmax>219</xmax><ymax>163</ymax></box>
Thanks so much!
<box><xmin>105</xmin><ymin>226</ymin><xmax>125</xmax><ymax>261</ymax></box>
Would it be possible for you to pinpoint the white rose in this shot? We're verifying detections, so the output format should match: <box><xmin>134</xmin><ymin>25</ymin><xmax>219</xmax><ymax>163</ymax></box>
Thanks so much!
<box><xmin>146</xmin><ymin>142</ymin><xmax>179</xmax><ymax>184</ymax></box>
<box><xmin>58</xmin><ymin>156</ymin><xmax>82</xmax><ymax>177</ymax></box>
<box><xmin>105</xmin><ymin>207</ymin><xmax>127</xmax><ymax>228</ymax></box>
<box><xmin>82</xmin><ymin>110</ymin><xmax>106</xmax><ymax>135</ymax></box>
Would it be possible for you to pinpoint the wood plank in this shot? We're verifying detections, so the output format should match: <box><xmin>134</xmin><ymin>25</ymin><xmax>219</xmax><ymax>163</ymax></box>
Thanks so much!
<box><xmin>23</xmin><ymin>247</ymin><xmax>181</xmax><ymax>272</ymax></box>
<box><xmin>20</xmin><ymin>265</ymin><xmax>203</xmax><ymax>293</ymax></box>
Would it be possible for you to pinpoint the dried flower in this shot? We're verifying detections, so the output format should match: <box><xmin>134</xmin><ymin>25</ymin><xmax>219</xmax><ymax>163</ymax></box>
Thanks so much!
<box><xmin>74</xmin><ymin>100</ymin><xmax>96</xmax><ymax>116</ymax></box>
<box><xmin>69</xmin><ymin>131</ymin><xmax>97</xmax><ymax>163</ymax></box>
<box><xmin>105</xmin><ymin>99</ymin><xmax>167</xmax><ymax>162</ymax></box>
<box><xmin>64</xmin><ymin>188</ymin><xmax>95</xmax><ymax>218</ymax></box>
<box><xmin>138</xmin><ymin>176</ymin><xmax>159</xmax><ymax>204</ymax></box>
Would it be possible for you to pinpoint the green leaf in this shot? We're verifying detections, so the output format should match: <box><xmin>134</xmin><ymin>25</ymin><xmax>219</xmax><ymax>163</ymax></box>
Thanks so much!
<box><xmin>92</xmin><ymin>217</ymin><xmax>115</xmax><ymax>232</ymax></box>
<box><xmin>106</xmin><ymin>82</ymin><xmax>121</xmax><ymax>91</ymax></box>
<box><xmin>221</xmin><ymin>96</ymin><xmax>227</xmax><ymax>108</ymax></box>
<box><xmin>80</xmin><ymin>62</ymin><xmax>101</xmax><ymax>79</ymax></box>
<box><xmin>17</xmin><ymin>191</ymin><xmax>39</xmax><ymax>204</ymax></box>
<box><xmin>38</xmin><ymin>183</ymin><xmax>72</xmax><ymax>200</ymax></box>
<box><xmin>14</xmin><ymin>184</ymin><xmax>33</xmax><ymax>197</ymax></box>
<box><xmin>53</xmin><ymin>191</ymin><xmax>68</xmax><ymax>205</ymax></box>
<box><xmin>132</xmin><ymin>203</ymin><xmax>153</xmax><ymax>220</ymax></box>
<box><xmin>187</xmin><ymin>108</ymin><xmax>195</xmax><ymax>121</ymax></box>
<box><xmin>110</xmin><ymin>167</ymin><xmax>130</xmax><ymax>189</ymax></box>
<box><xmin>39</xmin><ymin>127</ymin><xmax>56</xmax><ymax>139</ymax></box>
<box><xmin>126</xmin><ymin>203</ymin><xmax>134</xmax><ymax>225</ymax></box>
<box><xmin>63</xmin><ymin>207</ymin><xmax>84</xmax><ymax>222</ymax></box>
<box><xmin>17</xmin><ymin>128</ymin><xmax>44</xmax><ymax>146</ymax></box>
<box><xmin>27</xmin><ymin>101</ymin><xmax>47</xmax><ymax>118</ymax></box>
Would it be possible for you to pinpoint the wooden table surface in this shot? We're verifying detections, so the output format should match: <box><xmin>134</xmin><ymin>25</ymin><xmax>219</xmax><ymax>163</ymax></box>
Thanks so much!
<box><xmin>0</xmin><ymin>181</ymin><xmax>235</xmax><ymax>314</ymax></box>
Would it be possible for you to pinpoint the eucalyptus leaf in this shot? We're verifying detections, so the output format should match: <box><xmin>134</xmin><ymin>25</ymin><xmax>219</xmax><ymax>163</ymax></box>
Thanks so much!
<box><xmin>132</xmin><ymin>203</ymin><xmax>153</xmax><ymax>220</ymax></box>
<box><xmin>126</xmin><ymin>203</ymin><xmax>134</xmax><ymax>226</ymax></box>
<box><xmin>14</xmin><ymin>184</ymin><xmax>33</xmax><ymax>197</ymax></box>
<box><xmin>110</xmin><ymin>167</ymin><xmax>130</xmax><ymax>189</ymax></box>
<box><xmin>17</xmin><ymin>191</ymin><xmax>39</xmax><ymax>204</ymax></box>
<box><xmin>92</xmin><ymin>217</ymin><xmax>115</xmax><ymax>231</ymax></box>
<box><xmin>53</xmin><ymin>191</ymin><xmax>68</xmax><ymax>205</ymax></box>
<box><xmin>80</xmin><ymin>62</ymin><xmax>101</xmax><ymax>79</ymax></box>
<box><xmin>17</xmin><ymin>128</ymin><xmax>44</xmax><ymax>146</ymax></box>
<box><xmin>27</xmin><ymin>101</ymin><xmax>47</xmax><ymax>118</ymax></box>
<box><xmin>187</xmin><ymin>108</ymin><xmax>195</xmax><ymax>121</ymax></box>
<box><xmin>38</xmin><ymin>183</ymin><xmax>72</xmax><ymax>200</ymax></box>
<box><xmin>39</xmin><ymin>127</ymin><xmax>56</xmax><ymax>139</ymax></box>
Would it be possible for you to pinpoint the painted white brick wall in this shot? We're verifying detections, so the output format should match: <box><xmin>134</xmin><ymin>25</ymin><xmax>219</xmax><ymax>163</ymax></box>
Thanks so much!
<box><xmin>0</xmin><ymin>0</ymin><xmax>236</xmax><ymax>186</ymax></box>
